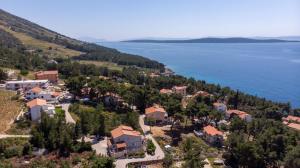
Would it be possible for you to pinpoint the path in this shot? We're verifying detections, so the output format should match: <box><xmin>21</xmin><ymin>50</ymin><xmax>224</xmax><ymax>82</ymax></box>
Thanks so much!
<box><xmin>115</xmin><ymin>115</ymin><xmax>165</xmax><ymax>168</ymax></box>
<box><xmin>61</xmin><ymin>103</ymin><xmax>75</xmax><ymax>124</ymax></box>
<box><xmin>0</xmin><ymin>134</ymin><xmax>31</xmax><ymax>139</ymax></box>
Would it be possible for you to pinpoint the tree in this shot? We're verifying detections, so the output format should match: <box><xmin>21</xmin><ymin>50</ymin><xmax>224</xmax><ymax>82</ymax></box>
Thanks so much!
<box><xmin>0</xmin><ymin>68</ymin><xmax>7</xmax><ymax>81</ymax></box>
<box><xmin>98</xmin><ymin>113</ymin><xmax>106</xmax><ymax>136</ymax></box>
<box><xmin>181</xmin><ymin>137</ymin><xmax>205</xmax><ymax>168</ymax></box>
<box><xmin>284</xmin><ymin>145</ymin><xmax>300</xmax><ymax>168</ymax></box>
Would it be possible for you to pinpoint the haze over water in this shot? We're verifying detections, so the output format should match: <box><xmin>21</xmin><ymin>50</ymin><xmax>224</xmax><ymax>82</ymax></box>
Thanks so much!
<box><xmin>100</xmin><ymin>42</ymin><xmax>300</xmax><ymax>108</ymax></box>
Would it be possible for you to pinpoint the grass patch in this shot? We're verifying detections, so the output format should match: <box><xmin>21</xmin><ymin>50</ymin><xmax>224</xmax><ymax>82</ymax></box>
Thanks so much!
<box><xmin>78</xmin><ymin>60</ymin><xmax>123</xmax><ymax>71</ymax></box>
<box><xmin>0</xmin><ymin>90</ymin><xmax>23</xmax><ymax>133</ymax></box>
<box><xmin>0</xmin><ymin>25</ymin><xmax>82</xmax><ymax>58</ymax></box>
<box><xmin>55</xmin><ymin>107</ymin><xmax>65</xmax><ymax>116</ymax></box>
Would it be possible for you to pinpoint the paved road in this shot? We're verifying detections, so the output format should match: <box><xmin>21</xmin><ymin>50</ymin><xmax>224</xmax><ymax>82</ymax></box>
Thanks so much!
<box><xmin>115</xmin><ymin>115</ymin><xmax>165</xmax><ymax>168</ymax></box>
<box><xmin>0</xmin><ymin>134</ymin><xmax>31</xmax><ymax>139</ymax></box>
<box><xmin>61</xmin><ymin>103</ymin><xmax>76</xmax><ymax>124</ymax></box>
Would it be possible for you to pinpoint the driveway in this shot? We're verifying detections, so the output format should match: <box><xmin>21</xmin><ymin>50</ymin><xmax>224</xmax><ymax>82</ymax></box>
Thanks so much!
<box><xmin>61</xmin><ymin>103</ymin><xmax>75</xmax><ymax>124</ymax></box>
<box><xmin>92</xmin><ymin>137</ymin><xmax>108</xmax><ymax>156</ymax></box>
<box><xmin>115</xmin><ymin>115</ymin><xmax>165</xmax><ymax>168</ymax></box>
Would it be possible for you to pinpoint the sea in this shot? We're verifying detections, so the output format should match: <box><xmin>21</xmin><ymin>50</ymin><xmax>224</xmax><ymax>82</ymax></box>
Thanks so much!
<box><xmin>99</xmin><ymin>42</ymin><xmax>300</xmax><ymax>108</ymax></box>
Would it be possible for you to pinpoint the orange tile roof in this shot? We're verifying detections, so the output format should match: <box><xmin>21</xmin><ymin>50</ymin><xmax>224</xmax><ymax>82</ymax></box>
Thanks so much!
<box><xmin>213</xmin><ymin>102</ymin><xmax>226</xmax><ymax>107</ymax></box>
<box><xmin>51</xmin><ymin>92</ymin><xmax>61</xmax><ymax>97</ymax></box>
<box><xmin>196</xmin><ymin>91</ymin><xmax>212</xmax><ymax>97</ymax></box>
<box><xmin>227</xmin><ymin>110</ymin><xmax>250</xmax><ymax>119</ymax></box>
<box><xmin>287</xmin><ymin>123</ymin><xmax>300</xmax><ymax>131</ymax></box>
<box><xmin>160</xmin><ymin>89</ymin><xmax>172</xmax><ymax>94</ymax></box>
<box><xmin>111</xmin><ymin>125</ymin><xmax>141</xmax><ymax>139</ymax></box>
<box><xmin>116</xmin><ymin>142</ymin><xmax>127</xmax><ymax>149</ymax></box>
<box><xmin>26</xmin><ymin>98</ymin><xmax>47</xmax><ymax>108</ymax></box>
<box><xmin>35</xmin><ymin>70</ymin><xmax>58</xmax><ymax>76</ymax></box>
<box><xmin>282</xmin><ymin>115</ymin><xmax>300</xmax><ymax>123</ymax></box>
<box><xmin>31</xmin><ymin>87</ymin><xmax>42</xmax><ymax>94</ymax></box>
<box><xmin>145</xmin><ymin>105</ymin><xmax>166</xmax><ymax>114</ymax></box>
<box><xmin>203</xmin><ymin>125</ymin><xmax>223</xmax><ymax>136</ymax></box>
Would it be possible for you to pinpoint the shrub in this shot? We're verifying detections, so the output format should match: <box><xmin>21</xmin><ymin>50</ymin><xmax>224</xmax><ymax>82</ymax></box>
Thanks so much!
<box><xmin>146</xmin><ymin>139</ymin><xmax>156</xmax><ymax>155</ymax></box>
<box><xmin>4</xmin><ymin>146</ymin><xmax>23</xmax><ymax>158</ymax></box>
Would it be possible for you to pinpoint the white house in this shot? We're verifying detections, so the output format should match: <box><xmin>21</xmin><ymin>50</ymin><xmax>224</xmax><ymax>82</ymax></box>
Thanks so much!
<box><xmin>213</xmin><ymin>102</ymin><xmax>227</xmax><ymax>113</ymax></box>
<box><xmin>26</xmin><ymin>98</ymin><xmax>55</xmax><ymax>122</ymax></box>
<box><xmin>108</xmin><ymin>125</ymin><xmax>144</xmax><ymax>158</ymax></box>
<box><xmin>6</xmin><ymin>80</ymin><xmax>49</xmax><ymax>91</ymax></box>
<box><xmin>25</xmin><ymin>87</ymin><xmax>60</xmax><ymax>102</ymax></box>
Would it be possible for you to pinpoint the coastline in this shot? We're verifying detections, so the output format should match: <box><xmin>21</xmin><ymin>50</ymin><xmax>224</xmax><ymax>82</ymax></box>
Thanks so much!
<box><xmin>98</xmin><ymin>42</ymin><xmax>300</xmax><ymax>108</ymax></box>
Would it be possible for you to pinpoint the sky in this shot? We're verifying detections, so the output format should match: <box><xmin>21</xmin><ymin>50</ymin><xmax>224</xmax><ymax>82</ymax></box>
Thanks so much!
<box><xmin>1</xmin><ymin>0</ymin><xmax>300</xmax><ymax>41</ymax></box>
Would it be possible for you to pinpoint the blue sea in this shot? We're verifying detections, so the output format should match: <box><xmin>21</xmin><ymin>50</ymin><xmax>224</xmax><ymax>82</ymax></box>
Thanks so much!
<box><xmin>99</xmin><ymin>42</ymin><xmax>300</xmax><ymax>108</ymax></box>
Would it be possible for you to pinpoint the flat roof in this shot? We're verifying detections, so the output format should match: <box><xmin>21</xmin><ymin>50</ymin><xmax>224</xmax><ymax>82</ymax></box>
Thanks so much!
<box><xmin>6</xmin><ymin>80</ymin><xmax>48</xmax><ymax>84</ymax></box>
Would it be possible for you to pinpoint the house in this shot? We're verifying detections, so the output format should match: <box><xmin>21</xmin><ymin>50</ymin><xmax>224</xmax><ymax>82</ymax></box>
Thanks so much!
<box><xmin>25</xmin><ymin>87</ymin><xmax>61</xmax><ymax>102</ymax></box>
<box><xmin>159</xmin><ymin>88</ymin><xmax>173</xmax><ymax>95</ymax></box>
<box><xmin>226</xmin><ymin>110</ymin><xmax>252</xmax><ymax>122</ymax></box>
<box><xmin>145</xmin><ymin>105</ymin><xmax>167</xmax><ymax>123</ymax></box>
<box><xmin>282</xmin><ymin>115</ymin><xmax>300</xmax><ymax>124</ymax></box>
<box><xmin>282</xmin><ymin>115</ymin><xmax>300</xmax><ymax>131</ymax></box>
<box><xmin>172</xmin><ymin>86</ymin><xmax>187</xmax><ymax>96</ymax></box>
<box><xmin>149</xmin><ymin>73</ymin><xmax>160</xmax><ymax>78</ymax></box>
<box><xmin>26</xmin><ymin>98</ymin><xmax>55</xmax><ymax>122</ymax></box>
<box><xmin>202</xmin><ymin>125</ymin><xmax>224</xmax><ymax>146</ymax></box>
<box><xmin>35</xmin><ymin>70</ymin><xmax>58</xmax><ymax>83</ymax></box>
<box><xmin>5</xmin><ymin>80</ymin><xmax>49</xmax><ymax>91</ymax></box>
<box><xmin>285</xmin><ymin>123</ymin><xmax>300</xmax><ymax>131</ymax></box>
<box><xmin>108</xmin><ymin>125</ymin><xmax>144</xmax><ymax>158</ymax></box>
<box><xmin>195</xmin><ymin>91</ymin><xmax>213</xmax><ymax>98</ymax></box>
<box><xmin>104</xmin><ymin>93</ymin><xmax>124</xmax><ymax>107</ymax></box>
<box><xmin>213</xmin><ymin>102</ymin><xmax>227</xmax><ymax>112</ymax></box>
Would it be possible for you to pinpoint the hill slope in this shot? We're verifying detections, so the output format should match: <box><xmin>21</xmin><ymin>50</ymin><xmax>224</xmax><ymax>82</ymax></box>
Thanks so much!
<box><xmin>124</xmin><ymin>37</ymin><xmax>298</xmax><ymax>43</ymax></box>
<box><xmin>0</xmin><ymin>9</ymin><xmax>164</xmax><ymax>70</ymax></box>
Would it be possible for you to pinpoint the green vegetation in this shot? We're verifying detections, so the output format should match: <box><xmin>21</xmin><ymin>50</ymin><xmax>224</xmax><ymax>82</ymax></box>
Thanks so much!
<box><xmin>0</xmin><ymin>137</ymin><xmax>30</xmax><ymax>159</ymax></box>
<box><xmin>30</xmin><ymin>113</ymin><xmax>92</xmax><ymax>157</ymax></box>
<box><xmin>0</xmin><ymin>9</ymin><xmax>164</xmax><ymax>70</ymax></box>
<box><xmin>146</xmin><ymin>139</ymin><xmax>156</xmax><ymax>155</ymax></box>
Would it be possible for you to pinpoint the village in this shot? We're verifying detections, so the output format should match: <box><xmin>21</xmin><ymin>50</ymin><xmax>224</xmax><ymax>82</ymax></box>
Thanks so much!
<box><xmin>0</xmin><ymin>67</ymin><xmax>299</xmax><ymax>168</ymax></box>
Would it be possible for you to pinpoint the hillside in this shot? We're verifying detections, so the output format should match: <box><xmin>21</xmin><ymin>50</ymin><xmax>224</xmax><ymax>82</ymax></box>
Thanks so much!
<box><xmin>0</xmin><ymin>9</ymin><xmax>164</xmax><ymax>70</ymax></box>
<box><xmin>123</xmin><ymin>37</ymin><xmax>298</xmax><ymax>43</ymax></box>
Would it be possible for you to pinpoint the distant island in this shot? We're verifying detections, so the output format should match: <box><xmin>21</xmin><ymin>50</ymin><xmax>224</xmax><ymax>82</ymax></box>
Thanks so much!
<box><xmin>123</xmin><ymin>37</ymin><xmax>299</xmax><ymax>43</ymax></box>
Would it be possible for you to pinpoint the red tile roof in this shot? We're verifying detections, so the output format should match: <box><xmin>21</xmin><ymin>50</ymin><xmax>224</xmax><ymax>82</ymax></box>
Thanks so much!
<box><xmin>111</xmin><ymin>125</ymin><xmax>141</xmax><ymax>139</ymax></box>
<box><xmin>203</xmin><ymin>125</ymin><xmax>223</xmax><ymax>136</ymax></box>
<box><xmin>282</xmin><ymin>115</ymin><xmax>300</xmax><ymax>123</ymax></box>
<box><xmin>287</xmin><ymin>123</ymin><xmax>300</xmax><ymax>131</ymax></box>
<box><xmin>145</xmin><ymin>105</ymin><xmax>166</xmax><ymax>114</ymax></box>
<box><xmin>31</xmin><ymin>87</ymin><xmax>42</xmax><ymax>94</ymax></box>
<box><xmin>26</xmin><ymin>98</ymin><xmax>46</xmax><ymax>108</ymax></box>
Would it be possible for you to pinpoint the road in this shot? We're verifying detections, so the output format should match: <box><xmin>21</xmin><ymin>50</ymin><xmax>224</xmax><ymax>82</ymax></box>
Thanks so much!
<box><xmin>0</xmin><ymin>134</ymin><xmax>31</xmax><ymax>139</ymax></box>
<box><xmin>61</xmin><ymin>103</ymin><xmax>76</xmax><ymax>124</ymax></box>
<box><xmin>115</xmin><ymin>115</ymin><xmax>165</xmax><ymax>168</ymax></box>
